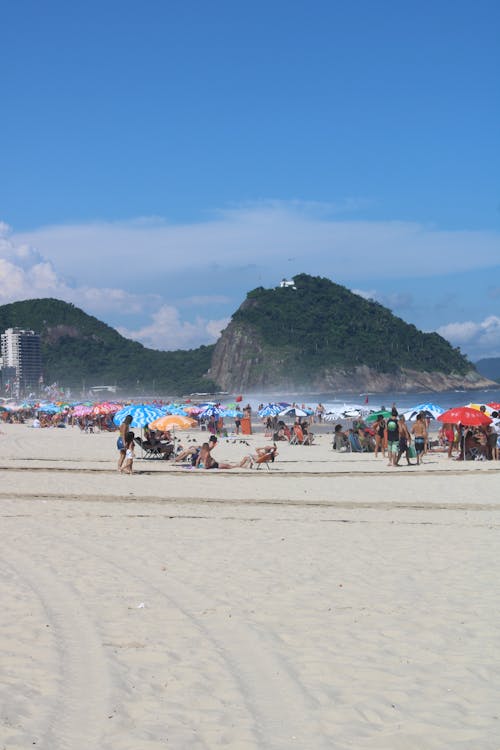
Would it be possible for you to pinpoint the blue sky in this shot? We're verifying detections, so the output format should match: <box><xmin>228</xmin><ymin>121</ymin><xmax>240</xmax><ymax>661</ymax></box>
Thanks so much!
<box><xmin>1</xmin><ymin>0</ymin><xmax>499</xmax><ymax>360</ymax></box>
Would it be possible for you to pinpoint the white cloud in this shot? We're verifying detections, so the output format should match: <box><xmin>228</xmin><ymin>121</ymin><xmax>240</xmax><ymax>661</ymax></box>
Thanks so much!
<box><xmin>3</xmin><ymin>205</ymin><xmax>500</xmax><ymax>354</ymax></box>
<box><xmin>351</xmin><ymin>288</ymin><xmax>414</xmax><ymax>312</ymax></box>
<box><xmin>351</xmin><ymin>288</ymin><xmax>377</xmax><ymax>300</ymax></box>
<box><xmin>438</xmin><ymin>316</ymin><xmax>500</xmax><ymax>359</ymax></box>
<box><xmin>0</xmin><ymin>224</ymin><xmax>229</xmax><ymax>350</ymax></box>
<box><xmin>118</xmin><ymin>306</ymin><xmax>230</xmax><ymax>350</ymax></box>
<box><xmin>11</xmin><ymin>204</ymin><xmax>500</xmax><ymax>291</ymax></box>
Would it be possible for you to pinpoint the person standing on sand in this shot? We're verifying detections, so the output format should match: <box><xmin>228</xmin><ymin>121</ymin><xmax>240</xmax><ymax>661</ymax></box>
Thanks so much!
<box><xmin>120</xmin><ymin>432</ymin><xmax>135</xmax><ymax>474</ymax></box>
<box><xmin>395</xmin><ymin>415</ymin><xmax>413</xmax><ymax>466</ymax></box>
<box><xmin>117</xmin><ymin>414</ymin><xmax>133</xmax><ymax>470</ymax></box>
<box><xmin>373</xmin><ymin>415</ymin><xmax>386</xmax><ymax>458</ymax></box>
<box><xmin>411</xmin><ymin>412</ymin><xmax>428</xmax><ymax>465</ymax></box>
<box><xmin>384</xmin><ymin>408</ymin><xmax>399</xmax><ymax>467</ymax></box>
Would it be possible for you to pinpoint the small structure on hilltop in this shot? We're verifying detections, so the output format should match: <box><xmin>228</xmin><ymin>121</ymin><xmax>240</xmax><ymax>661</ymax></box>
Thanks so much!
<box><xmin>279</xmin><ymin>278</ymin><xmax>296</xmax><ymax>289</ymax></box>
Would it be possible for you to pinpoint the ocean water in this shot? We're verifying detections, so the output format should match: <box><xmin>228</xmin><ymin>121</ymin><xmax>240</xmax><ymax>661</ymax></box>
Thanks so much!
<box><xmin>244</xmin><ymin>387</ymin><xmax>500</xmax><ymax>412</ymax></box>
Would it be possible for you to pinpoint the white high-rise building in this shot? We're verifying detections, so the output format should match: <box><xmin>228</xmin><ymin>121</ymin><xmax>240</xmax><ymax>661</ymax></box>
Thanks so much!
<box><xmin>0</xmin><ymin>328</ymin><xmax>42</xmax><ymax>394</ymax></box>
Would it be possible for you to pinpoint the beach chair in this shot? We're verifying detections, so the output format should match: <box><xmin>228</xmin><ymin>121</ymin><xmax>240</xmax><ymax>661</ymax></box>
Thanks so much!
<box><xmin>255</xmin><ymin>449</ymin><xmax>278</xmax><ymax>471</ymax></box>
<box><xmin>348</xmin><ymin>432</ymin><xmax>363</xmax><ymax>452</ymax></box>
<box><xmin>135</xmin><ymin>436</ymin><xmax>165</xmax><ymax>459</ymax></box>
<box><xmin>290</xmin><ymin>425</ymin><xmax>304</xmax><ymax>445</ymax></box>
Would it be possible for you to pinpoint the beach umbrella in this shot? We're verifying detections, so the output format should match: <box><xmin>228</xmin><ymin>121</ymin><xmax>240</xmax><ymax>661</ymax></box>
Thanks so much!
<box><xmin>437</xmin><ymin>407</ymin><xmax>492</xmax><ymax>426</ymax></box>
<box><xmin>487</xmin><ymin>402</ymin><xmax>500</xmax><ymax>411</ymax></box>
<box><xmin>198</xmin><ymin>405</ymin><xmax>225</xmax><ymax>418</ymax></box>
<box><xmin>258</xmin><ymin>403</ymin><xmax>282</xmax><ymax>417</ymax></box>
<box><xmin>323</xmin><ymin>412</ymin><xmax>343</xmax><ymax>422</ymax></box>
<box><xmin>403</xmin><ymin>402</ymin><xmax>445</xmax><ymax>421</ymax></box>
<box><xmin>113</xmin><ymin>404</ymin><xmax>166</xmax><ymax>428</ymax></box>
<box><xmin>466</xmin><ymin>403</ymin><xmax>493</xmax><ymax>416</ymax></box>
<box><xmin>223</xmin><ymin>408</ymin><xmax>244</xmax><ymax>418</ymax></box>
<box><xmin>92</xmin><ymin>401</ymin><xmax>121</xmax><ymax>416</ymax></box>
<box><xmin>365</xmin><ymin>410</ymin><xmax>392</xmax><ymax>423</ymax></box>
<box><xmin>149</xmin><ymin>414</ymin><xmax>197</xmax><ymax>431</ymax></box>
<box><xmin>161</xmin><ymin>403</ymin><xmax>188</xmax><ymax>415</ymax></box>
<box><xmin>278</xmin><ymin>407</ymin><xmax>308</xmax><ymax>418</ymax></box>
<box><xmin>38</xmin><ymin>402</ymin><xmax>61</xmax><ymax>414</ymax></box>
<box><xmin>73</xmin><ymin>404</ymin><xmax>93</xmax><ymax>417</ymax></box>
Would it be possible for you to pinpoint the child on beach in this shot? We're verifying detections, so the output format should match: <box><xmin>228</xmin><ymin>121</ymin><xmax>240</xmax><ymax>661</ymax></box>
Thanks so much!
<box><xmin>120</xmin><ymin>432</ymin><xmax>135</xmax><ymax>474</ymax></box>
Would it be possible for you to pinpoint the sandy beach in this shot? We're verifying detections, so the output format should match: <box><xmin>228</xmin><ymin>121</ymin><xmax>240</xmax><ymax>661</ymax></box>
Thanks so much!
<box><xmin>1</xmin><ymin>423</ymin><xmax>499</xmax><ymax>749</ymax></box>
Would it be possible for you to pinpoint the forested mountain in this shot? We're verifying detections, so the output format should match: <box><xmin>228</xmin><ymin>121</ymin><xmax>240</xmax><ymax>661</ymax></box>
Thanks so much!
<box><xmin>0</xmin><ymin>299</ymin><xmax>215</xmax><ymax>394</ymax></box>
<box><xmin>209</xmin><ymin>274</ymin><xmax>491</xmax><ymax>392</ymax></box>
<box><xmin>0</xmin><ymin>278</ymin><xmax>493</xmax><ymax>396</ymax></box>
<box><xmin>475</xmin><ymin>357</ymin><xmax>500</xmax><ymax>383</ymax></box>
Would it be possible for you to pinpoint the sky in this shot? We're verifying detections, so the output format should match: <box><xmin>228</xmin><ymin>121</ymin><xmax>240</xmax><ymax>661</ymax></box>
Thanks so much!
<box><xmin>1</xmin><ymin>0</ymin><xmax>499</xmax><ymax>361</ymax></box>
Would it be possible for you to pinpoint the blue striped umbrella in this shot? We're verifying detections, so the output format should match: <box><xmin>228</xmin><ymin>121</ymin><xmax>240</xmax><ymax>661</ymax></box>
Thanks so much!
<box><xmin>223</xmin><ymin>408</ymin><xmax>244</xmax><ymax>418</ymax></box>
<box><xmin>258</xmin><ymin>403</ymin><xmax>282</xmax><ymax>417</ymax></box>
<box><xmin>113</xmin><ymin>404</ymin><xmax>166</xmax><ymax>427</ymax></box>
<box><xmin>198</xmin><ymin>405</ymin><xmax>225</xmax><ymax>419</ymax></box>
<box><xmin>403</xmin><ymin>403</ymin><xmax>444</xmax><ymax>421</ymax></box>
<box><xmin>37</xmin><ymin>402</ymin><xmax>62</xmax><ymax>414</ymax></box>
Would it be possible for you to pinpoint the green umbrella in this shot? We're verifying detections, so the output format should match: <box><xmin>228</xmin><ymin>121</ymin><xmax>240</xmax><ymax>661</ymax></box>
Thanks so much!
<box><xmin>365</xmin><ymin>410</ymin><xmax>392</xmax><ymax>423</ymax></box>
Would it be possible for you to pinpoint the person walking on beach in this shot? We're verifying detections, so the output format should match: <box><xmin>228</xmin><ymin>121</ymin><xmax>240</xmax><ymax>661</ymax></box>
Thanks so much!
<box><xmin>395</xmin><ymin>415</ymin><xmax>413</xmax><ymax>466</ymax></box>
<box><xmin>120</xmin><ymin>432</ymin><xmax>135</xmax><ymax>474</ymax></box>
<box><xmin>373</xmin><ymin>415</ymin><xmax>386</xmax><ymax>458</ymax></box>
<box><xmin>384</xmin><ymin>408</ymin><xmax>399</xmax><ymax>466</ymax></box>
<box><xmin>117</xmin><ymin>414</ymin><xmax>133</xmax><ymax>470</ymax></box>
<box><xmin>411</xmin><ymin>412</ymin><xmax>428</xmax><ymax>465</ymax></box>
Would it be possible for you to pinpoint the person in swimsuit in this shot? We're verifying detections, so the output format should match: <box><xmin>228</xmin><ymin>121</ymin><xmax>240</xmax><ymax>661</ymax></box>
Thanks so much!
<box><xmin>384</xmin><ymin>409</ymin><xmax>399</xmax><ymax>466</ymax></box>
<box><xmin>239</xmin><ymin>444</ymin><xmax>278</xmax><ymax>468</ymax></box>
<box><xmin>195</xmin><ymin>441</ymin><xmax>234</xmax><ymax>469</ymax></box>
<box><xmin>120</xmin><ymin>431</ymin><xmax>135</xmax><ymax>474</ymax></box>
<box><xmin>411</xmin><ymin>412</ymin><xmax>428</xmax><ymax>464</ymax></box>
<box><xmin>117</xmin><ymin>414</ymin><xmax>133</xmax><ymax>471</ymax></box>
<box><xmin>395</xmin><ymin>415</ymin><xmax>413</xmax><ymax>466</ymax></box>
<box><xmin>373</xmin><ymin>415</ymin><xmax>386</xmax><ymax>458</ymax></box>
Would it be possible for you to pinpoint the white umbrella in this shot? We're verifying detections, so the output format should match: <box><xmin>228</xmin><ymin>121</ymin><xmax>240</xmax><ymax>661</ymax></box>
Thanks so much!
<box><xmin>279</xmin><ymin>407</ymin><xmax>308</xmax><ymax>418</ymax></box>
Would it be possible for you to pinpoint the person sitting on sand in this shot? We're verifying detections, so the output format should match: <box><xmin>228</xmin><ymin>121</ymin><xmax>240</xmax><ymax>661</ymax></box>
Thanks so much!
<box><xmin>175</xmin><ymin>435</ymin><xmax>217</xmax><ymax>464</ymax></box>
<box><xmin>239</xmin><ymin>444</ymin><xmax>278</xmax><ymax>468</ymax></box>
<box><xmin>195</xmin><ymin>442</ymin><xmax>234</xmax><ymax>470</ymax></box>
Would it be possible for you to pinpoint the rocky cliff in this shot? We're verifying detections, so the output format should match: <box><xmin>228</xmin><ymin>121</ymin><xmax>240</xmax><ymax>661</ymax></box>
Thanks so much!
<box><xmin>208</xmin><ymin>320</ymin><xmax>494</xmax><ymax>393</ymax></box>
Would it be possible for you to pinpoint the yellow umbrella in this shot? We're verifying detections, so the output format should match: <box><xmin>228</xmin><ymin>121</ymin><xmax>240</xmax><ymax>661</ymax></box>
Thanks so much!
<box><xmin>149</xmin><ymin>414</ymin><xmax>197</xmax><ymax>431</ymax></box>
<box><xmin>466</xmin><ymin>403</ymin><xmax>493</xmax><ymax>415</ymax></box>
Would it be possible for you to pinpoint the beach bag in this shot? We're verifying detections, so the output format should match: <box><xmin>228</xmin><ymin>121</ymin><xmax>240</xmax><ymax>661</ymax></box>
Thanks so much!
<box><xmin>408</xmin><ymin>444</ymin><xmax>417</xmax><ymax>458</ymax></box>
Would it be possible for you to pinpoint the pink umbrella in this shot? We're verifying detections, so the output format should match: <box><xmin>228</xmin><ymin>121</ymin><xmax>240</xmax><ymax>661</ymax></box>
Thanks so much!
<box><xmin>73</xmin><ymin>405</ymin><xmax>93</xmax><ymax>417</ymax></box>
<box><xmin>92</xmin><ymin>402</ymin><xmax>122</xmax><ymax>416</ymax></box>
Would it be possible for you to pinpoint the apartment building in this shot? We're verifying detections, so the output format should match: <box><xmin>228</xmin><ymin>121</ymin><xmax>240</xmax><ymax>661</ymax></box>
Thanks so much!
<box><xmin>0</xmin><ymin>328</ymin><xmax>42</xmax><ymax>394</ymax></box>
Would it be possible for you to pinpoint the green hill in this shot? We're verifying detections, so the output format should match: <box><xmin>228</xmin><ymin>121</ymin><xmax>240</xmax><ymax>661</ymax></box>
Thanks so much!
<box><xmin>0</xmin><ymin>279</ymin><xmax>487</xmax><ymax>396</ymax></box>
<box><xmin>231</xmin><ymin>273</ymin><xmax>472</xmax><ymax>376</ymax></box>
<box><xmin>0</xmin><ymin>298</ymin><xmax>215</xmax><ymax>394</ymax></box>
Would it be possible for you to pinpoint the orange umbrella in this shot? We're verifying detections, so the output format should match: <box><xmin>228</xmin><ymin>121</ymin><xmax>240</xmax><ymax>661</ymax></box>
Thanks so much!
<box><xmin>149</xmin><ymin>414</ymin><xmax>197</xmax><ymax>431</ymax></box>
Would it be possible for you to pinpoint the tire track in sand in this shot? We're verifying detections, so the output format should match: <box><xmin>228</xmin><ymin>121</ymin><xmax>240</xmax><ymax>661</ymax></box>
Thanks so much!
<box><xmin>2</xmin><ymin>545</ymin><xmax>110</xmax><ymax>750</ymax></box>
<box><xmin>19</xmin><ymin>516</ymin><xmax>325</xmax><ymax>750</ymax></box>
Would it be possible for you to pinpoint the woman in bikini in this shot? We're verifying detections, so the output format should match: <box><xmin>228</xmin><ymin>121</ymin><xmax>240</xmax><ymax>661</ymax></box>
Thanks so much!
<box><xmin>373</xmin><ymin>415</ymin><xmax>386</xmax><ymax>458</ymax></box>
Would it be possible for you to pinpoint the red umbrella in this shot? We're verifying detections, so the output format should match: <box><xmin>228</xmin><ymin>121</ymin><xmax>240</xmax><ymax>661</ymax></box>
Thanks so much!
<box><xmin>437</xmin><ymin>407</ymin><xmax>492</xmax><ymax>426</ymax></box>
<box><xmin>487</xmin><ymin>402</ymin><xmax>500</xmax><ymax>411</ymax></box>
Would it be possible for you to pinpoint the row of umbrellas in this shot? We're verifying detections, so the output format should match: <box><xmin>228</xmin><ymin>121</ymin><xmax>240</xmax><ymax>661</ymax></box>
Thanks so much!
<box><xmin>364</xmin><ymin>402</ymin><xmax>500</xmax><ymax>427</ymax></box>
